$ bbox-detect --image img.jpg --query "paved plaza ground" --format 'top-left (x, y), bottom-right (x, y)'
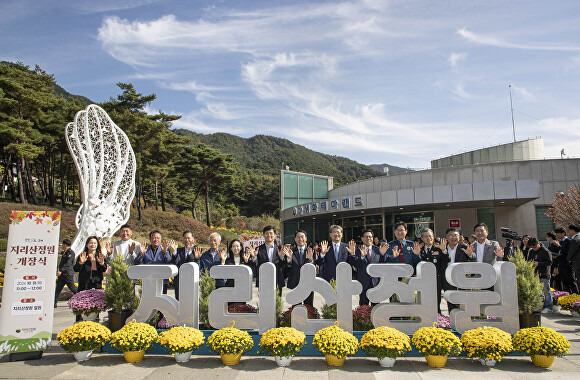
top-left (1, 287), bottom-right (579, 380)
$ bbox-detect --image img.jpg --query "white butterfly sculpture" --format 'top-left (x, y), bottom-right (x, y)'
top-left (65, 104), bottom-right (136, 256)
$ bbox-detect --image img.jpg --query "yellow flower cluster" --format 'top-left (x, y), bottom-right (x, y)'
top-left (412, 324), bottom-right (462, 357)
top-left (110, 320), bottom-right (158, 352)
top-left (207, 326), bottom-right (253, 355)
top-left (360, 326), bottom-right (411, 359)
top-left (460, 327), bottom-right (513, 361)
top-left (312, 323), bottom-right (359, 359)
top-left (259, 327), bottom-right (306, 357)
top-left (556, 294), bottom-right (580, 310)
top-left (56, 321), bottom-right (111, 353)
top-left (157, 326), bottom-right (205, 354)
top-left (513, 326), bottom-right (571, 357)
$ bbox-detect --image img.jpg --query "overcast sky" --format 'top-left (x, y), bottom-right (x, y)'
top-left (2, 0), bottom-right (580, 169)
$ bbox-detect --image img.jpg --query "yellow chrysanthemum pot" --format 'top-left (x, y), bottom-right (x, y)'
top-left (425, 355), bottom-right (448, 368)
top-left (221, 352), bottom-right (242, 365)
top-left (531, 354), bottom-right (555, 368)
top-left (123, 350), bottom-right (145, 363)
top-left (324, 354), bottom-right (345, 367)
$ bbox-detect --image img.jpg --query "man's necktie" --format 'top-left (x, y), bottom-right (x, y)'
top-left (334, 244), bottom-right (339, 262)
top-left (367, 247), bottom-right (372, 262)
top-left (399, 242), bottom-right (405, 263)
top-left (299, 248), bottom-right (303, 264)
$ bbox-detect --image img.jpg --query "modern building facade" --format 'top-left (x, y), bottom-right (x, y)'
top-left (280, 138), bottom-right (579, 246)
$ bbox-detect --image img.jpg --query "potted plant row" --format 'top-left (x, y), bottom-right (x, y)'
top-left (259, 327), bottom-right (306, 366)
top-left (56, 321), bottom-right (111, 362)
top-left (412, 323), bottom-right (462, 367)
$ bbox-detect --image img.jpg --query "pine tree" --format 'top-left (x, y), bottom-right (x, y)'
top-left (104, 255), bottom-right (135, 312)
top-left (198, 270), bottom-right (216, 326)
top-left (509, 249), bottom-right (543, 314)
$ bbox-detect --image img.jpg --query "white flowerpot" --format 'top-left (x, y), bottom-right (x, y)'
top-left (552, 305), bottom-right (561, 312)
top-left (571, 311), bottom-right (580, 317)
top-left (378, 357), bottom-right (396, 367)
top-left (479, 358), bottom-right (497, 366)
top-left (73, 350), bottom-right (93, 362)
top-left (174, 351), bottom-right (192, 363)
top-left (275, 356), bottom-right (293, 367)
top-left (83, 312), bottom-right (99, 321)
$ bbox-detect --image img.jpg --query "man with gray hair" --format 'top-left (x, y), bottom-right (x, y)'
top-left (415, 228), bottom-right (448, 313)
top-left (199, 232), bottom-right (227, 288)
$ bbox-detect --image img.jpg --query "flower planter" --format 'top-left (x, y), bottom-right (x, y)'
top-left (552, 305), bottom-right (561, 312)
top-left (324, 354), bottom-right (345, 366)
top-left (531, 354), bottom-right (555, 367)
top-left (123, 350), bottom-right (145, 363)
top-left (174, 351), bottom-right (192, 363)
top-left (479, 358), bottom-right (497, 366)
top-left (73, 350), bottom-right (93, 362)
top-left (519, 312), bottom-right (541, 328)
top-left (220, 352), bottom-right (242, 365)
top-left (83, 312), bottom-right (99, 321)
top-left (108, 310), bottom-right (134, 333)
top-left (275, 356), bottom-right (292, 367)
top-left (378, 356), bottom-right (396, 367)
top-left (571, 311), bottom-right (580, 317)
top-left (425, 355), bottom-right (447, 368)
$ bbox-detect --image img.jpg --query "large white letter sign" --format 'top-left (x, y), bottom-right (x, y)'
top-left (444, 262), bottom-right (519, 334)
top-left (208, 263), bottom-right (275, 333)
top-left (367, 262), bottom-right (437, 335)
top-left (287, 262), bottom-right (361, 334)
top-left (127, 263), bottom-right (199, 327)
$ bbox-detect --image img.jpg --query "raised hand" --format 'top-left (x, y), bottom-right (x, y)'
top-left (379, 244), bottom-right (389, 256)
top-left (391, 245), bottom-right (400, 258)
top-left (360, 245), bottom-right (368, 258)
top-left (218, 249), bottom-right (227, 264)
top-left (439, 238), bottom-right (447, 250)
top-left (96, 252), bottom-right (105, 265)
top-left (284, 245), bottom-right (293, 260)
top-left (306, 247), bottom-right (314, 261)
top-left (243, 250), bottom-right (250, 262)
top-left (105, 241), bottom-right (113, 256)
top-left (412, 242), bottom-right (421, 256)
top-left (320, 240), bottom-right (330, 256)
top-left (168, 240), bottom-right (178, 253)
top-left (461, 243), bottom-right (474, 258)
top-left (194, 246), bottom-right (203, 259)
top-left (139, 242), bottom-right (148, 256)
top-left (277, 245), bottom-right (286, 259)
top-left (161, 241), bottom-right (169, 253)
top-left (246, 244), bottom-right (257, 259)
top-left (79, 251), bottom-right (87, 264)
top-left (129, 242), bottom-right (136, 255)
top-left (347, 240), bottom-right (357, 256)
top-left (494, 246), bottom-right (504, 258)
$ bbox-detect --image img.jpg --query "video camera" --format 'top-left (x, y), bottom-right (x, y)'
top-left (500, 227), bottom-right (522, 242)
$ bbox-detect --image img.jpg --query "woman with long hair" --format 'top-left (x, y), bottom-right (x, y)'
top-left (223, 239), bottom-right (255, 287)
top-left (73, 235), bottom-right (108, 291)
top-left (519, 235), bottom-right (531, 260)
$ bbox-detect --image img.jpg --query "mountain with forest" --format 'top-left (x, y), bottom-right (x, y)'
top-left (174, 129), bottom-right (403, 186)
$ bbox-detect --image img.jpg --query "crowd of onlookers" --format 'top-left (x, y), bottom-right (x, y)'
top-left (54, 221), bottom-right (580, 318)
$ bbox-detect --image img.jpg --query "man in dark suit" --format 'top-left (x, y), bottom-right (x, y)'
top-left (417, 228), bottom-right (449, 314)
top-left (173, 230), bottom-right (203, 299)
top-left (54, 239), bottom-right (77, 307)
top-left (199, 232), bottom-right (227, 289)
top-left (317, 225), bottom-right (352, 283)
top-left (566, 224), bottom-right (580, 292)
top-left (287, 230), bottom-right (314, 306)
top-left (249, 226), bottom-right (289, 296)
top-left (385, 221), bottom-right (421, 271)
top-left (347, 229), bottom-right (386, 306)
top-left (440, 227), bottom-right (472, 312)
top-left (554, 227), bottom-right (578, 294)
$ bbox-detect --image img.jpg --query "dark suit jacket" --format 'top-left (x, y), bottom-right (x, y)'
top-left (173, 246), bottom-right (198, 268)
top-left (200, 249), bottom-right (226, 288)
top-left (287, 246), bottom-right (313, 289)
top-left (317, 241), bottom-right (349, 282)
top-left (73, 253), bottom-right (107, 291)
top-left (255, 243), bottom-right (288, 290)
top-left (58, 248), bottom-right (76, 277)
top-left (420, 245), bottom-right (448, 287)
top-left (346, 245), bottom-right (384, 290)
top-left (567, 234), bottom-right (580, 269)
top-left (446, 243), bottom-right (471, 263)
